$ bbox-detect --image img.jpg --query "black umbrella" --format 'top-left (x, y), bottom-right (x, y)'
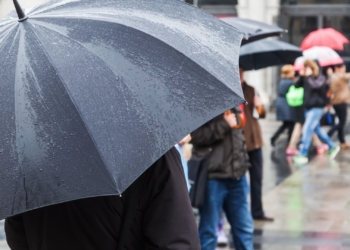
top-left (220, 17), bottom-right (286, 45)
top-left (239, 39), bottom-right (302, 71)
top-left (0, 0), bottom-right (244, 219)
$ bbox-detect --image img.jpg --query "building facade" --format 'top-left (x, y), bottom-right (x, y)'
top-left (188, 0), bottom-right (350, 105)
top-left (279, 0), bottom-right (350, 66)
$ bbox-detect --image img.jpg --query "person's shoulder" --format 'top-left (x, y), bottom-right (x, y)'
top-left (280, 78), bottom-right (293, 84)
top-left (330, 73), bottom-right (344, 83)
top-left (339, 73), bottom-right (350, 80)
top-left (156, 147), bottom-right (183, 174)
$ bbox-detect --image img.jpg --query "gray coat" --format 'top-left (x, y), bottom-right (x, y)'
top-left (276, 78), bottom-right (296, 122)
top-left (190, 108), bottom-right (250, 180)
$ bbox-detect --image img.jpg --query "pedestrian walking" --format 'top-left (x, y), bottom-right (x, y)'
top-left (292, 60), bottom-right (340, 164)
top-left (327, 64), bottom-right (350, 150)
top-left (270, 65), bottom-right (296, 146)
top-left (5, 147), bottom-right (200, 250)
top-left (191, 109), bottom-right (254, 250)
top-left (240, 68), bottom-right (274, 222)
top-left (286, 123), bottom-right (327, 156)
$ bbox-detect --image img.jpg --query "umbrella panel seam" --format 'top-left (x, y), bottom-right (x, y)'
top-left (23, 22), bottom-right (118, 192)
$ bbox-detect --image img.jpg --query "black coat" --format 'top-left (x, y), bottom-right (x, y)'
top-left (190, 108), bottom-right (250, 180)
top-left (295, 75), bottom-right (329, 110)
top-left (276, 78), bottom-right (296, 122)
top-left (5, 148), bottom-right (200, 250)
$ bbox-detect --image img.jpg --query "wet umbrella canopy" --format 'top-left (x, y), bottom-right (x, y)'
top-left (0, 0), bottom-right (244, 219)
top-left (239, 39), bottom-right (302, 71)
top-left (220, 17), bottom-right (285, 45)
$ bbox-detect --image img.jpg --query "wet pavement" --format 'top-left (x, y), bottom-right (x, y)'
top-left (218, 112), bottom-right (350, 250)
top-left (0, 112), bottom-right (349, 250)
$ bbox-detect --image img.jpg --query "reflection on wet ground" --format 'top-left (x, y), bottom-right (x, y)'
top-left (219, 112), bottom-right (350, 250)
top-left (253, 150), bottom-right (350, 249)
top-left (253, 229), bottom-right (350, 250)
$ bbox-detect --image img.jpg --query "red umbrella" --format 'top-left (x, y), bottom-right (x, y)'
top-left (300, 28), bottom-right (349, 51)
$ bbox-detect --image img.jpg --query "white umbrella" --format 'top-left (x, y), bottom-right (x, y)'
top-left (294, 46), bottom-right (344, 71)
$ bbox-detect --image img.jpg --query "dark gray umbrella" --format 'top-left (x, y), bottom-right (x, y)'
top-left (239, 39), bottom-right (302, 71)
top-left (0, 0), bottom-right (244, 219)
top-left (220, 17), bottom-right (286, 45)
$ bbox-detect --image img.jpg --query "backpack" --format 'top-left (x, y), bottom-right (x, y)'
top-left (286, 85), bottom-right (304, 107)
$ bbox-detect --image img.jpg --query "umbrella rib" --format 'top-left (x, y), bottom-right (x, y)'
top-left (29, 18), bottom-right (244, 99)
top-left (2, 27), bottom-right (24, 215)
top-left (24, 23), bottom-right (119, 192)
top-left (0, 23), bottom-right (18, 48)
top-left (26, 20), bottom-right (167, 176)
top-left (28, 18), bottom-right (246, 162)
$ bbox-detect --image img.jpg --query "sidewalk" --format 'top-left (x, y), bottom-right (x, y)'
top-left (217, 112), bottom-right (350, 250)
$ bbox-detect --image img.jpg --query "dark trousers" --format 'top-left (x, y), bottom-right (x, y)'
top-left (328, 104), bottom-right (348, 143)
top-left (271, 121), bottom-right (295, 143)
top-left (248, 148), bottom-right (264, 218)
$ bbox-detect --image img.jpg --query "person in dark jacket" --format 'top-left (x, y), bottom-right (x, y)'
top-left (191, 108), bottom-right (253, 250)
top-left (270, 65), bottom-right (296, 146)
top-left (240, 68), bottom-right (274, 222)
top-left (292, 60), bottom-right (340, 164)
top-left (5, 147), bottom-right (200, 250)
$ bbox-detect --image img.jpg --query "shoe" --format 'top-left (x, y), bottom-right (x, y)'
top-left (316, 143), bottom-right (329, 155)
top-left (253, 215), bottom-right (274, 222)
top-left (286, 146), bottom-right (299, 156)
top-left (292, 155), bottom-right (309, 164)
top-left (329, 145), bottom-right (340, 159)
top-left (340, 143), bottom-right (350, 150)
top-left (216, 227), bottom-right (228, 247)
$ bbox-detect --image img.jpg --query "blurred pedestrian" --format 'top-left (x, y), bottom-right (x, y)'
top-left (5, 147), bottom-right (200, 250)
top-left (285, 70), bottom-right (328, 156)
top-left (240, 68), bottom-right (274, 222)
top-left (176, 134), bottom-right (192, 191)
top-left (191, 108), bottom-right (253, 250)
top-left (292, 60), bottom-right (340, 164)
top-left (270, 65), bottom-right (296, 147)
top-left (327, 64), bottom-right (350, 150)
top-left (287, 124), bottom-right (326, 156)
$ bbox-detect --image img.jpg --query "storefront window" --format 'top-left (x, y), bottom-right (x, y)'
top-left (287, 16), bottom-right (318, 45)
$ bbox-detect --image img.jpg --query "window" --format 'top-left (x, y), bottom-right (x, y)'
top-left (287, 16), bottom-right (318, 45)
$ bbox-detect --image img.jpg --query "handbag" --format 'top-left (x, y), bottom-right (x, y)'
top-left (188, 154), bottom-right (210, 209)
top-left (320, 111), bottom-right (336, 126)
